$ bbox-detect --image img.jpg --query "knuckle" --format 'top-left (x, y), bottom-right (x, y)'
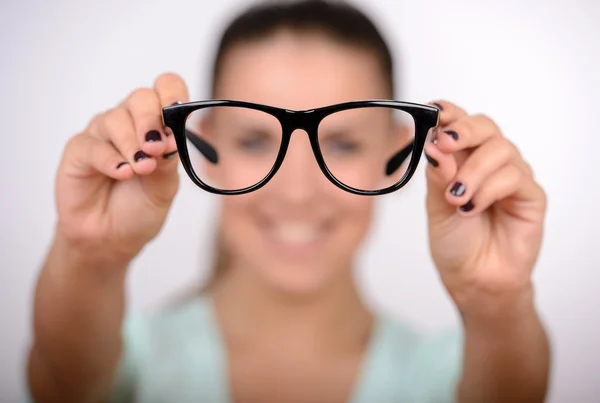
top-left (476, 113), bottom-right (501, 133)
top-left (522, 161), bottom-right (534, 178)
top-left (458, 118), bottom-right (475, 137)
top-left (506, 139), bottom-right (519, 154)
top-left (86, 112), bottom-right (105, 133)
top-left (508, 163), bottom-right (523, 182)
top-left (496, 137), bottom-right (518, 159)
top-left (128, 87), bottom-right (158, 105)
top-left (103, 108), bottom-right (130, 132)
top-left (64, 133), bottom-right (85, 153)
top-left (474, 113), bottom-right (492, 123)
top-left (475, 113), bottom-right (496, 128)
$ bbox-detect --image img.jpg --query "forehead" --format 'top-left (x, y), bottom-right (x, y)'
top-left (214, 30), bottom-right (389, 110)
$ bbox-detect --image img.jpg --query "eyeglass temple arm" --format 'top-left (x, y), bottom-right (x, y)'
top-left (185, 129), bottom-right (219, 164)
top-left (385, 141), bottom-right (415, 176)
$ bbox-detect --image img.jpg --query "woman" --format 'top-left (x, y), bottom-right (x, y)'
top-left (27, 1), bottom-right (550, 402)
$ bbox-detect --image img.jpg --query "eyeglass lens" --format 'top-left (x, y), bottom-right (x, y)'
top-left (184, 106), bottom-right (415, 192)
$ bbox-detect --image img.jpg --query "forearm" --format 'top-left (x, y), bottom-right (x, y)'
top-left (28, 230), bottom-right (129, 403)
top-left (457, 286), bottom-right (550, 403)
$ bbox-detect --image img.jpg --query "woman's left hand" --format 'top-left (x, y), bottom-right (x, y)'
top-left (423, 100), bottom-right (547, 317)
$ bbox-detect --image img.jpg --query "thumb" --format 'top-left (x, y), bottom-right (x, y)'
top-left (140, 151), bottom-right (180, 209)
top-left (423, 141), bottom-right (458, 220)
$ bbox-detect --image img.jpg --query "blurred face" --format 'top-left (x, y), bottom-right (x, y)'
top-left (199, 30), bottom-right (405, 294)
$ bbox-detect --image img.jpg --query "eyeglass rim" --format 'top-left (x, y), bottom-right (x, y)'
top-left (162, 99), bottom-right (439, 196)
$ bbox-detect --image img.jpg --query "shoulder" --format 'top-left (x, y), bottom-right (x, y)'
top-left (123, 296), bottom-right (218, 362)
top-left (374, 314), bottom-right (463, 364)
top-left (110, 296), bottom-right (223, 402)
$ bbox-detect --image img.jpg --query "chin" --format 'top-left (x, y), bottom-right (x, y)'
top-left (259, 260), bottom-right (338, 297)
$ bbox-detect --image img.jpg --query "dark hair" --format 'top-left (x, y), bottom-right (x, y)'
top-left (211, 0), bottom-right (396, 98)
top-left (203, 0), bottom-right (397, 292)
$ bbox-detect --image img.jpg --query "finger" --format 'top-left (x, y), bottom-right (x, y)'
top-left (63, 133), bottom-right (134, 181)
top-left (161, 133), bottom-right (179, 162)
top-left (85, 111), bottom-right (106, 135)
top-left (154, 72), bottom-right (190, 108)
top-left (125, 88), bottom-right (167, 157)
top-left (429, 99), bottom-right (467, 127)
top-left (436, 114), bottom-right (501, 154)
top-left (455, 163), bottom-right (545, 221)
top-left (154, 73), bottom-right (189, 161)
top-left (423, 141), bottom-right (459, 218)
top-left (444, 136), bottom-right (520, 207)
top-left (95, 108), bottom-right (157, 176)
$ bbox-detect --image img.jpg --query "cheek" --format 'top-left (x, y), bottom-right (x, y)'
top-left (219, 195), bottom-right (257, 249)
top-left (205, 148), bottom-right (276, 191)
top-left (329, 190), bottom-right (376, 250)
top-left (324, 139), bottom-right (409, 192)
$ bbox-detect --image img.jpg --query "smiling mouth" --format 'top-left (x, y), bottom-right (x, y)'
top-left (258, 218), bottom-right (333, 258)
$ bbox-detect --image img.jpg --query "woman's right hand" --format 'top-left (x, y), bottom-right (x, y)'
top-left (54, 73), bottom-right (190, 267)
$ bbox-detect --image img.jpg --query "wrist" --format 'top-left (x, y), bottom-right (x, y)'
top-left (449, 277), bottom-right (537, 326)
top-left (458, 285), bottom-right (543, 336)
top-left (50, 228), bottom-right (133, 279)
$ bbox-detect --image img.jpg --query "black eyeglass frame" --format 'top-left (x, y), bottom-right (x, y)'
top-left (162, 100), bottom-right (439, 196)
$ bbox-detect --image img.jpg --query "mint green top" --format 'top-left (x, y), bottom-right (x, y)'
top-left (105, 297), bottom-right (462, 403)
top-left (24, 296), bottom-right (462, 402)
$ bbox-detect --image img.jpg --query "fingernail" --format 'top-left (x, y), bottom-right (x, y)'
top-left (425, 153), bottom-right (438, 167)
top-left (432, 102), bottom-right (444, 111)
top-left (445, 130), bottom-right (459, 141)
top-left (460, 200), bottom-right (475, 212)
top-left (163, 151), bottom-right (178, 160)
top-left (450, 182), bottom-right (466, 197)
top-left (171, 101), bottom-right (182, 106)
top-left (116, 161), bottom-right (128, 169)
top-left (134, 150), bottom-right (149, 163)
top-left (145, 130), bottom-right (161, 143)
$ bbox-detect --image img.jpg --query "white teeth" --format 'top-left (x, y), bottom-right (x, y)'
top-left (273, 224), bottom-right (319, 244)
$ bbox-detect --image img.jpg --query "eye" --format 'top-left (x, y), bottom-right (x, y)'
top-left (322, 136), bottom-right (361, 155)
top-left (234, 129), bottom-right (278, 154)
top-left (239, 137), bottom-right (268, 150)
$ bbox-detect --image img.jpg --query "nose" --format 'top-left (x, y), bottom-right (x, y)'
top-left (268, 129), bottom-right (322, 203)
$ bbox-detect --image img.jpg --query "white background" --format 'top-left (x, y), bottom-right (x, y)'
top-left (1, 0), bottom-right (599, 401)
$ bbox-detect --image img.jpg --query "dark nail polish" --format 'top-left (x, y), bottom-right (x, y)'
top-left (116, 161), bottom-right (128, 169)
top-left (450, 182), bottom-right (466, 197)
top-left (425, 153), bottom-right (438, 167)
top-left (163, 151), bottom-right (178, 160)
top-left (460, 200), bottom-right (475, 212)
top-left (134, 150), bottom-right (149, 163)
top-left (432, 102), bottom-right (444, 111)
top-left (145, 130), bottom-right (161, 143)
top-left (445, 130), bottom-right (459, 141)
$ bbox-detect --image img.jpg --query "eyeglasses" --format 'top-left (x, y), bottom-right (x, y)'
top-left (162, 100), bottom-right (439, 196)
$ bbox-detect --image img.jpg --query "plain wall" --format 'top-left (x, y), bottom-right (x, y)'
top-left (1, 0), bottom-right (599, 401)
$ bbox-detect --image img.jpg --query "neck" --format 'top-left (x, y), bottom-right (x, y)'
top-left (210, 259), bottom-right (373, 353)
